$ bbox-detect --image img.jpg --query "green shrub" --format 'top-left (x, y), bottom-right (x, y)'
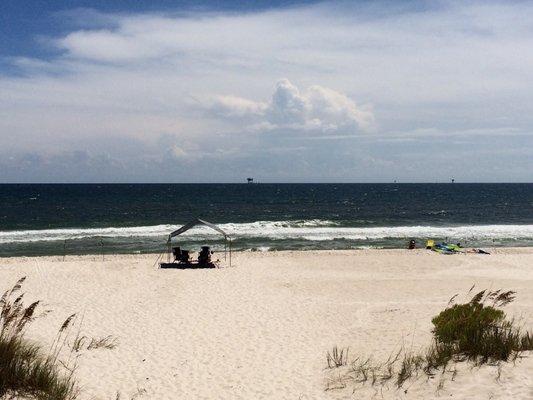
top-left (430, 289), bottom-right (532, 363)
top-left (328, 288), bottom-right (533, 393)
top-left (432, 303), bottom-right (504, 345)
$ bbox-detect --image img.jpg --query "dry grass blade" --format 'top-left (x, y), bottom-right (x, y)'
top-left (71, 334), bottom-right (118, 352)
top-left (324, 374), bottom-right (348, 391)
top-left (396, 353), bottom-right (424, 387)
top-left (50, 313), bottom-right (79, 364)
top-left (72, 335), bottom-right (87, 353)
top-left (447, 294), bottom-right (459, 306)
top-left (86, 335), bottom-right (119, 350)
top-left (467, 284), bottom-right (476, 294)
top-left (326, 346), bottom-right (349, 368)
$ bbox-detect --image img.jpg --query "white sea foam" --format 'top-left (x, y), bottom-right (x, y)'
top-left (1, 221), bottom-right (533, 244)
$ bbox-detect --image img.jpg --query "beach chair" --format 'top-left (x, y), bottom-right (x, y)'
top-left (172, 246), bottom-right (181, 261)
top-left (180, 250), bottom-right (190, 263)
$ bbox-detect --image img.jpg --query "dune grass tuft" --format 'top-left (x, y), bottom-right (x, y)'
top-left (0, 277), bottom-right (79, 400)
top-left (326, 346), bottom-right (349, 368)
top-left (430, 289), bottom-right (532, 365)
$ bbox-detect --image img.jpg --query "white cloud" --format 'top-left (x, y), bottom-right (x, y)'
top-left (269, 79), bottom-right (307, 126)
top-left (201, 78), bottom-right (374, 133)
top-left (58, 30), bottom-right (161, 62)
top-left (203, 95), bottom-right (268, 119)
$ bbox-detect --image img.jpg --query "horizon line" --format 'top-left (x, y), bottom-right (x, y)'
top-left (1, 182), bottom-right (532, 185)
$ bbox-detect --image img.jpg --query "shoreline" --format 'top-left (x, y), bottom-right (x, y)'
top-left (1, 245), bottom-right (533, 260)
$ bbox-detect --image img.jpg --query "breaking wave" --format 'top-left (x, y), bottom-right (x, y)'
top-left (1, 220), bottom-right (533, 244)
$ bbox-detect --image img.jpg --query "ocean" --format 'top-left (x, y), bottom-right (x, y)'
top-left (0, 183), bottom-right (532, 256)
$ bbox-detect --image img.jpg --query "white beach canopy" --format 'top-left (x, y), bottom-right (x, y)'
top-left (165, 218), bottom-right (232, 266)
top-left (168, 218), bottom-right (229, 240)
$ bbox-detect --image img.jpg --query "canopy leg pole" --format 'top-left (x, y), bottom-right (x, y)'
top-left (229, 238), bottom-right (232, 267)
top-left (225, 240), bottom-right (227, 262)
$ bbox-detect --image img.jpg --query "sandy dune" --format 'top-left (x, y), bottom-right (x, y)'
top-left (0, 248), bottom-right (532, 399)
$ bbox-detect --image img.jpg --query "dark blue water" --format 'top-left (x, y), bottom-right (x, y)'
top-left (1, 183), bottom-right (532, 256)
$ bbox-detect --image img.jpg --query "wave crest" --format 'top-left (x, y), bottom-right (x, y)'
top-left (1, 220), bottom-right (533, 244)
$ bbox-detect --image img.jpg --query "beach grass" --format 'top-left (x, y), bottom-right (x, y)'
top-left (0, 277), bottom-right (79, 400)
top-left (326, 288), bottom-right (533, 392)
top-left (326, 346), bottom-right (349, 368)
top-left (429, 289), bottom-right (533, 366)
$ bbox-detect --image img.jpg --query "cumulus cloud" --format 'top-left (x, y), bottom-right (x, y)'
top-left (202, 79), bottom-right (374, 133)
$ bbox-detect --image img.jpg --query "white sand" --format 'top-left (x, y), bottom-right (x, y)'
top-left (0, 248), bottom-right (532, 399)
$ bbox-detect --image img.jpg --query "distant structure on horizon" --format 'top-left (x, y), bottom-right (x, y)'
top-left (247, 177), bottom-right (254, 184)
top-left (451, 178), bottom-right (455, 183)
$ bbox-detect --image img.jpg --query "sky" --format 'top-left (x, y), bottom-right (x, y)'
top-left (0, 0), bottom-right (532, 183)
